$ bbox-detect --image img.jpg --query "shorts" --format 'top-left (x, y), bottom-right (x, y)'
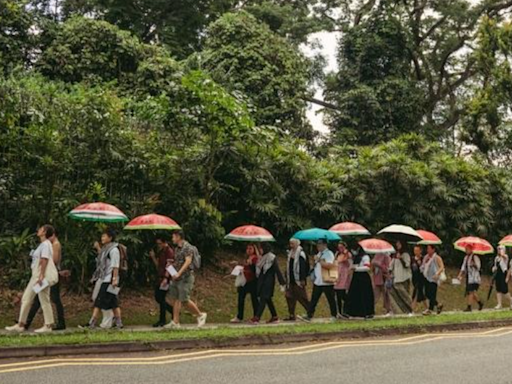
top-left (169, 274), bottom-right (195, 303)
top-left (465, 283), bottom-right (480, 295)
top-left (94, 282), bottom-right (119, 310)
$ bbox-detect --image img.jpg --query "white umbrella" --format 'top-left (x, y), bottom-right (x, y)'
top-left (377, 224), bottom-right (422, 242)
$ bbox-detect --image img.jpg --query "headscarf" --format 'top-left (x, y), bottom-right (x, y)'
top-left (256, 252), bottom-right (276, 277)
top-left (287, 240), bottom-right (306, 283)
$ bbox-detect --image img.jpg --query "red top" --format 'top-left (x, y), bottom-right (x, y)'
top-left (243, 255), bottom-right (259, 282)
top-left (157, 246), bottom-right (175, 278)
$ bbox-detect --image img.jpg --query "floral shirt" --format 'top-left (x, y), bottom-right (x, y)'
top-left (174, 241), bottom-right (194, 280)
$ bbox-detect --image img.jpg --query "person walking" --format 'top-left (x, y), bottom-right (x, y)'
top-left (389, 240), bottom-right (413, 315)
top-left (495, 245), bottom-right (512, 309)
top-left (81, 228), bottom-right (124, 329)
top-left (165, 230), bottom-right (207, 328)
top-left (411, 245), bottom-right (427, 312)
top-left (334, 242), bottom-right (352, 318)
top-left (149, 237), bottom-right (174, 327)
top-left (25, 230), bottom-right (66, 330)
top-left (251, 243), bottom-right (285, 324)
top-left (371, 252), bottom-right (392, 316)
top-left (6, 225), bottom-right (58, 333)
top-left (457, 244), bottom-right (484, 312)
top-left (422, 245), bottom-right (445, 315)
top-left (284, 238), bottom-right (310, 321)
top-left (231, 243), bottom-right (260, 323)
top-left (344, 246), bottom-right (374, 319)
top-left (300, 239), bottom-right (337, 322)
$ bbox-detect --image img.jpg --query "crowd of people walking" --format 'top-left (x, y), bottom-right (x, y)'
top-left (3, 224), bottom-right (509, 333)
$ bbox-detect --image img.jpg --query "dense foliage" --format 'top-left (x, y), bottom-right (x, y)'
top-left (1, 0), bottom-right (512, 289)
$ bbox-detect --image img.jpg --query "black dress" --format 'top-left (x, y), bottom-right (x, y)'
top-left (345, 256), bottom-right (375, 318)
top-left (495, 257), bottom-right (509, 294)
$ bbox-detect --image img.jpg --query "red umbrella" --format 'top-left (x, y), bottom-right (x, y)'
top-left (359, 238), bottom-right (395, 254)
top-left (225, 225), bottom-right (275, 242)
top-left (416, 229), bottom-right (442, 245)
top-left (329, 222), bottom-right (371, 236)
top-left (124, 214), bottom-right (181, 231)
top-left (454, 236), bottom-right (494, 255)
top-left (68, 202), bottom-right (128, 223)
top-left (499, 235), bottom-right (512, 247)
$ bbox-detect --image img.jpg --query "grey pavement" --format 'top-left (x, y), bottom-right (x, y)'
top-left (2, 327), bottom-right (512, 384)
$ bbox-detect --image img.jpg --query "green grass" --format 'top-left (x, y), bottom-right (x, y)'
top-left (1, 310), bottom-right (512, 349)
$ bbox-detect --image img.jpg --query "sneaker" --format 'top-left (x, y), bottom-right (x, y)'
top-left (230, 317), bottom-right (242, 324)
top-left (5, 324), bottom-right (25, 333)
top-left (152, 321), bottom-right (165, 328)
top-left (422, 309), bottom-right (432, 316)
top-left (115, 319), bottom-right (124, 329)
top-left (407, 313), bottom-right (414, 317)
top-left (384, 312), bottom-right (393, 317)
top-left (266, 316), bottom-right (279, 324)
top-left (34, 325), bottom-right (53, 334)
top-left (197, 313), bottom-right (207, 328)
top-left (283, 316), bottom-right (296, 322)
top-left (249, 317), bottom-right (260, 324)
top-left (495, 304), bottom-right (503, 310)
top-left (164, 321), bottom-right (181, 329)
top-left (297, 314), bottom-right (312, 322)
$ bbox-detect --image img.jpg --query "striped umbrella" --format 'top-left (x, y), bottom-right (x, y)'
top-left (454, 236), bottom-right (494, 255)
top-left (359, 238), bottom-right (395, 254)
top-left (329, 222), bottom-right (371, 236)
top-left (124, 214), bottom-right (181, 231)
top-left (225, 225), bottom-right (275, 242)
top-left (499, 235), bottom-right (512, 247)
top-left (68, 202), bottom-right (128, 223)
top-left (416, 229), bottom-right (443, 245)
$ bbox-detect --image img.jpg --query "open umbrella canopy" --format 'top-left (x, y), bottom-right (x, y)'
top-left (292, 228), bottom-right (341, 242)
top-left (359, 238), bottom-right (395, 254)
top-left (454, 236), bottom-right (494, 255)
top-left (377, 224), bottom-right (422, 242)
top-left (499, 235), bottom-right (512, 247)
top-left (329, 222), bottom-right (371, 236)
top-left (124, 214), bottom-right (180, 231)
top-left (225, 225), bottom-right (275, 242)
top-left (416, 229), bottom-right (443, 245)
top-left (68, 202), bottom-right (128, 223)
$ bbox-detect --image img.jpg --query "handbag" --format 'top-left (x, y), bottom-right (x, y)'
top-left (45, 257), bottom-right (59, 287)
top-left (235, 273), bottom-right (247, 288)
top-left (321, 262), bottom-right (339, 284)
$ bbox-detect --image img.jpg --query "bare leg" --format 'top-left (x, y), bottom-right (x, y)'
top-left (173, 301), bottom-right (182, 324)
top-left (186, 300), bottom-right (202, 317)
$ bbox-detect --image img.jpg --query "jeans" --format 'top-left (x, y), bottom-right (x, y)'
top-left (154, 286), bottom-right (173, 323)
top-left (308, 285), bottom-right (337, 318)
top-left (237, 281), bottom-right (259, 320)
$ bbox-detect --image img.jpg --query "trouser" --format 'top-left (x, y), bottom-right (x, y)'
top-left (154, 286), bottom-right (173, 323)
top-left (373, 285), bottom-right (391, 313)
top-left (256, 297), bottom-right (277, 319)
top-left (19, 275), bottom-right (54, 325)
top-left (389, 281), bottom-right (413, 314)
top-left (308, 285), bottom-right (337, 318)
top-left (425, 281), bottom-right (438, 311)
top-left (237, 281), bottom-right (259, 320)
top-left (335, 289), bottom-right (346, 315)
top-left (26, 282), bottom-right (65, 328)
top-left (285, 283), bottom-right (310, 316)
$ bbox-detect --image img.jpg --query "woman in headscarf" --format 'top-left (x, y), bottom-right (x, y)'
top-left (251, 243), bottom-right (285, 324)
top-left (284, 238), bottom-right (310, 321)
top-left (344, 245), bottom-right (374, 319)
top-left (231, 243), bottom-right (260, 323)
top-left (495, 245), bottom-right (512, 309)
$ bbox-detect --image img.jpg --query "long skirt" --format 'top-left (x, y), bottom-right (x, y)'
top-left (345, 272), bottom-right (375, 317)
top-left (389, 280), bottom-right (413, 314)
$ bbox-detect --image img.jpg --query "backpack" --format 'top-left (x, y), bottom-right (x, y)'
top-left (118, 243), bottom-right (128, 272)
top-left (191, 244), bottom-right (201, 270)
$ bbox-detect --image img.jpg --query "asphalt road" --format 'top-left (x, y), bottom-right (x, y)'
top-left (2, 327), bottom-right (512, 384)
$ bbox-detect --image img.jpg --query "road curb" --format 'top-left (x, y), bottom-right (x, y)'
top-left (2, 319), bottom-right (512, 359)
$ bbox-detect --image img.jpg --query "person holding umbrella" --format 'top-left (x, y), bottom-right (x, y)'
top-left (422, 245), bottom-right (445, 315)
top-left (149, 237), bottom-right (174, 327)
top-left (457, 244), bottom-right (484, 312)
top-left (251, 242), bottom-right (285, 324)
top-left (231, 243), bottom-right (261, 323)
top-left (494, 245), bottom-right (512, 309)
top-left (284, 238), bottom-right (310, 321)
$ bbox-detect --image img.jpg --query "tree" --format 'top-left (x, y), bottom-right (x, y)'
top-left (196, 11), bottom-right (315, 140)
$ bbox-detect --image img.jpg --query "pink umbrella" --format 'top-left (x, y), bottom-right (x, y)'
top-left (225, 225), bottom-right (275, 242)
top-left (329, 222), bottom-right (371, 236)
top-left (416, 229), bottom-right (443, 245)
top-left (454, 236), bottom-right (494, 255)
top-left (124, 214), bottom-right (181, 231)
top-left (499, 235), bottom-right (512, 247)
top-left (68, 202), bottom-right (128, 223)
top-left (359, 238), bottom-right (395, 254)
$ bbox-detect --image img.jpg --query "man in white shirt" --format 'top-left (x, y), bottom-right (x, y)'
top-left (300, 239), bottom-right (337, 321)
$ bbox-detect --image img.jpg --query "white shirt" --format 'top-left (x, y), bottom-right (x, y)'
top-left (103, 247), bottom-right (120, 283)
top-left (30, 240), bottom-right (53, 270)
top-left (355, 255), bottom-right (371, 272)
top-left (314, 249), bottom-right (335, 286)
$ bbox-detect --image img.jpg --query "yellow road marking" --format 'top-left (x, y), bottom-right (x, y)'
top-left (1, 327), bottom-right (512, 375)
